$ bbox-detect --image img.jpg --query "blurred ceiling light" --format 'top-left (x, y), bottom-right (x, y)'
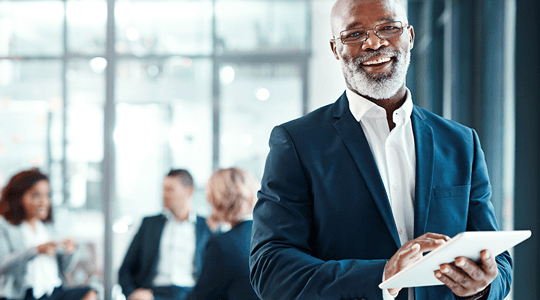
top-left (220, 66), bottom-right (235, 84)
top-left (0, 97), bottom-right (12, 110)
top-left (126, 27), bottom-right (140, 41)
top-left (30, 155), bottom-right (45, 167)
top-left (33, 115), bottom-right (48, 126)
top-left (220, 134), bottom-right (233, 146)
top-left (113, 222), bottom-right (129, 234)
top-left (181, 57), bottom-right (192, 68)
top-left (143, 36), bottom-right (155, 47)
top-left (256, 88), bottom-right (270, 101)
top-left (0, 143), bottom-right (6, 155)
top-left (117, 215), bottom-right (133, 226)
top-left (90, 57), bottom-right (107, 74)
top-left (147, 65), bottom-right (160, 77)
top-left (169, 126), bottom-right (185, 150)
top-left (11, 134), bottom-right (23, 144)
top-left (48, 97), bottom-right (63, 112)
top-left (240, 134), bottom-right (253, 147)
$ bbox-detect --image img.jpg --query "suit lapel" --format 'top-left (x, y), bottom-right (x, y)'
top-left (333, 94), bottom-right (401, 248)
top-left (411, 107), bottom-right (434, 238)
top-left (149, 215), bottom-right (167, 273)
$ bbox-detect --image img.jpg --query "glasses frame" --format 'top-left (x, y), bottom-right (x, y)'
top-left (333, 21), bottom-right (411, 45)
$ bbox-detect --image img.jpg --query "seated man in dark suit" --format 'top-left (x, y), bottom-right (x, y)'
top-left (118, 169), bottom-right (215, 300)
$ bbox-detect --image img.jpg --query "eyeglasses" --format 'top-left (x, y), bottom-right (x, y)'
top-left (333, 21), bottom-right (410, 45)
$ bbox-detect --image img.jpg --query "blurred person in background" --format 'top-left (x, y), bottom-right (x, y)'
top-left (186, 167), bottom-right (259, 300)
top-left (118, 169), bottom-right (216, 300)
top-left (0, 168), bottom-right (97, 300)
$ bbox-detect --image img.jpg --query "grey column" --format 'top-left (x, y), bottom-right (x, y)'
top-left (104, 0), bottom-right (116, 299)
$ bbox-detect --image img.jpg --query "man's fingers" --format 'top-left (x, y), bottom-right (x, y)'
top-left (412, 237), bottom-right (447, 253)
top-left (396, 243), bottom-right (420, 267)
top-left (409, 233), bottom-right (450, 252)
top-left (422, 232), bottom-right (451, 241)
top-left (434, 270), bottom-right (467, 296)
top-left (455, 257), bottom-right (485, 281)
top-left (440, 263), bottom-right (474, 287)
top-left (387, 287), bottom-right (401, 297)
top-left (479, 250), bottom-right (498, 276)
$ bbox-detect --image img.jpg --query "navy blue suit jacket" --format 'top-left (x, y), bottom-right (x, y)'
top-left (249, 92), bottom-right (512, 300)
top-left (118, 214), bottom-right (212, 297)
top-left (187, 220), bottom-right (259, 300)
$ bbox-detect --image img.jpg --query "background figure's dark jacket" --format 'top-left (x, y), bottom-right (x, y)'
top-left (187, 220), bottom-right (259, 300)
top-left (118, 214), bottom-right (212, 297)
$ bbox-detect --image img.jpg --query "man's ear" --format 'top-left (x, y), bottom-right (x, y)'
top-left (330, 39), bottom-right (340, 60)
top-left (408, 25), bottom-right (415, 50)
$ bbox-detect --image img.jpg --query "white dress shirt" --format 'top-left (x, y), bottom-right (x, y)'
top-left (347, 88), bottom-right (416, 300)
top-left (21, 221), bottom-right (62, 299)
top-left (152, 209), bottom-right (197, 288)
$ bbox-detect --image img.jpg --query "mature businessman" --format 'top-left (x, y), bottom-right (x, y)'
top-left (249, 0), bottom-right (512, 299)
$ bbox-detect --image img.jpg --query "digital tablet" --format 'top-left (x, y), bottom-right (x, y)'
top-left (379, 230), bottom-right (532, 289)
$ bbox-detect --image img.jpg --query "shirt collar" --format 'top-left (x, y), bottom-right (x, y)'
top-left (163, 208), bottom-right (196, 224)
top-left (346, 88), bottom-right (413, 124)
top-left (241, 214), bottom-right (253, 221)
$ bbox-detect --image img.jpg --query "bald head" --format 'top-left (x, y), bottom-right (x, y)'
top-left (331, 0), bottom-right (408, 36)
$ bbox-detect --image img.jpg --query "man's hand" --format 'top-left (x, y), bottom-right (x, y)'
top-left (384, 233), bottom-right (450, 297)
top-left (128, 288), bottom-right (154, 300)
top-left (434, 249), bottom-right (497, 297)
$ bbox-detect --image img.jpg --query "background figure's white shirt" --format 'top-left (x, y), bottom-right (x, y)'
top-left (21, 221), bottom-right (62, 299)
top-left (347, 89), bottom-right (416, 300)
top-left (153, 209), bottom-right (196, 288)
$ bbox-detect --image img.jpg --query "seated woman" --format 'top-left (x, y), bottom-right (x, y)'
top-left (186, 167), bottom-right (260, 300)
top-left (0, 168), bottom-right (97, 300)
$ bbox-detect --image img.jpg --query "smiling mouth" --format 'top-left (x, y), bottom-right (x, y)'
top-left (361, 56), bottom-right (394, 67)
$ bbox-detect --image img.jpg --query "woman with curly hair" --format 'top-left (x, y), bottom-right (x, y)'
top-left (186, 167), bottom-right (260, 300)
top-left (0, 168), bottom-right (97, 300)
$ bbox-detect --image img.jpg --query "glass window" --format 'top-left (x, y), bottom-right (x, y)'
top-left (67, 1), bottom-right (107, 55)
top-left (115, 1), bottom-right (213, 56)
top-left (0, 2), bottom-right (64, 57)
top-left (0, 59), bottom-right (62, 190)
top-left (215, 0), bottom-right (309, 53)
top-left (116, 58), bottom-right (213, 214)
top-left (0, 59), bottom-right (62, 100)
top-left (66, 59), bottom-right (106, 209)
top-left (0, 99), bottom-right (50, 180)
top-left (219, 63), bottom-right (303, 179)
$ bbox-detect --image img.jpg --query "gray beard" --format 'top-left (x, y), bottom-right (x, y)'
top-left (340, 48), bottom-right (410, 100)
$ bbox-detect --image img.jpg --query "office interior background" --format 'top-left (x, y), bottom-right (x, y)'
top-left (0, 0), bottom-right (538, 299)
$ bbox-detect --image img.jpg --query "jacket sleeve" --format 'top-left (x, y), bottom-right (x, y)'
top-left (0, 223), bottom-right (38, 274)
top-left (250, 126), bottom-right (388, 300)
top-left (462, 129), bottom-right (512, 300)
top-left (187, 237), bottom-right (229, 300)
top-left (118, 219), bottom-right (145, 298)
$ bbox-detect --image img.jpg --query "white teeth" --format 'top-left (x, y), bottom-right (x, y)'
top-left (363, 57), bottom-right (391, 65)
